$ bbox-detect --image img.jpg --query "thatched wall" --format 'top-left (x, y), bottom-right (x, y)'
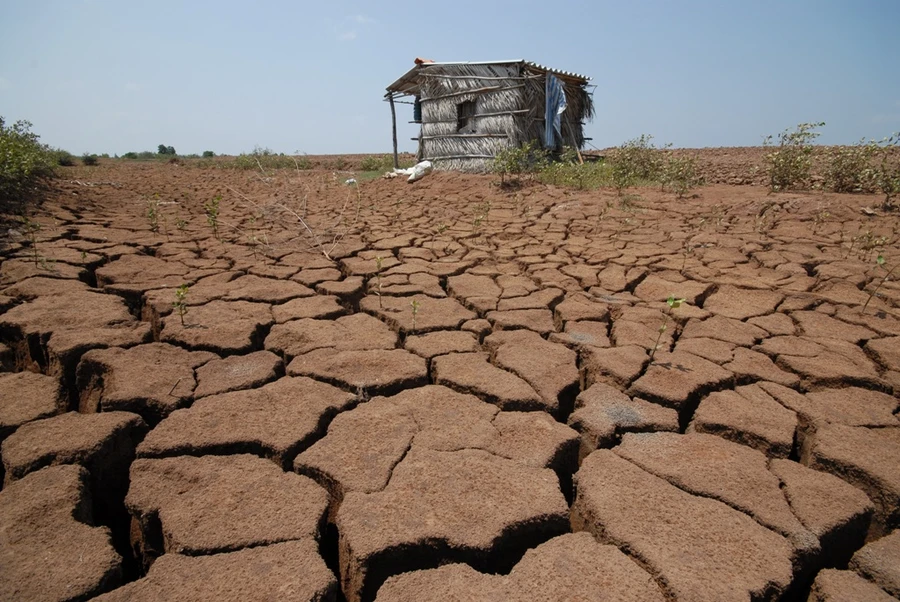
top-left (388, 61), bottom-right (593, 173)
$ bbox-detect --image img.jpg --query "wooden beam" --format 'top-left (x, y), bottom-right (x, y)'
top-left (389, 94), bottom-right (399, 170)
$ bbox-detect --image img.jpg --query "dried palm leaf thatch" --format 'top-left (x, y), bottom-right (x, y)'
top-left (386, 60), bottom-right (593, 172)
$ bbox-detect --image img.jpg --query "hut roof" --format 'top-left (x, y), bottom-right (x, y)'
top-left (385, 60), bottom-right (591, 96)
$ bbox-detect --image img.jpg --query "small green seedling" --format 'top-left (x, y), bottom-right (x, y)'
top-left (147, 196), bottom-right (160, 233)
top-left (681, 244), bottom-right (694, 273)
top-left (432, 222), bottom-right (447, 248)
top-left (18, 215), bottom-right (41, 266)
top-left (80, 250), bottom-right (87, 263)
top-left (176, 218), bottom-right (188, 232)
top-left (374, 256), bottom-right (385, 308)
top-left (650, 295), bottom-right (686, 360)
top-left (812, 210), bottom-right (830, 234)
top-left (862, 255), bottom-right (897, 313)
top-left (205, 195), bottom-right (221, 240)
top-left (410, 299), bottom-right (421, 331)
top-left (173, 284), bottom-right (190, 326)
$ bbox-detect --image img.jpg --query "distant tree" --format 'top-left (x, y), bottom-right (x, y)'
top-left (157, 144), bottom-right (176, 156)
top-left (166, 145), bottom-right (176, 155)
top-left (202, 150), bottom-right (215, 158)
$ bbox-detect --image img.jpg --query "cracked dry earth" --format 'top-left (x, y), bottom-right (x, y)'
top-left (1, 160), bottom-right (899, 602)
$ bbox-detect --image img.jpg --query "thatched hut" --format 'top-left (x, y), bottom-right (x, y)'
top-left (384, 59), bottom-right (594, 173)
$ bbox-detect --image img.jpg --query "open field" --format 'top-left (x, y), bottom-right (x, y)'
top-left (1, 151), bottom-right (899, 602)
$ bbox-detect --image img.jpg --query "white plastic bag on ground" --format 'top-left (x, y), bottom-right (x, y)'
top-left (407, 161), bottom-right (433, 183)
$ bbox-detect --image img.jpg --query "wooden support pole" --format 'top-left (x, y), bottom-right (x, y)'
top-left (389, 94), bottom-right (399, 170)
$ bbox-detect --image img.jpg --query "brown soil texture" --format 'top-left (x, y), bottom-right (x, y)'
top-left (1, 156), bottom-right (899, 601)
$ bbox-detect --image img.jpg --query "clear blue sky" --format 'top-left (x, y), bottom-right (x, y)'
top-left (1, 0), bottom-right (898, 155)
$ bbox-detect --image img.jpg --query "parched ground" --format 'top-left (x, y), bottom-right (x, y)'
top-left (1, 152), bottom-right (899, 602)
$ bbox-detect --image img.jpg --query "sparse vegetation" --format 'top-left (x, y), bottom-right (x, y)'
top-left (825, 139), bottom-right (878, 193)
top-left (538, 157), bottom-right (612, 189)
top-left (874, 134), bottom-right (900, 210)
top-left (231, 147), bottom-right (311, 171)
top-left (0, 117), bottom-right (57, 203)
top-left (650, 295), bottom-right (685, 360)
top-left (147, 195), bottom-right (160, 233)
top-left (81, 153), bottom-right (99, 166)
top-left (763, 121), bottom-right (824, 191)
top-left (360, 155), bottom-right (394, 173)
top-left (205, 195), bottom-right (221, 239)
top-left (610, 135), bottom-right (666, 194)
top-left (862, 254), bottom-right (897, 313)
top-left (173, 284), bottom-right (190, 326)
top-left (661, 154), bottom-right (700, 198)
top-left (54, 150), bottom-right (76, 166)
top-left (410, 299), bottom-right (421, 331)
top-left (18, 215), bottom-right (42, 265)
top-left (492, 141), bottom-right (548, 187)
top-left (374, 255), bottom-right (385, 308)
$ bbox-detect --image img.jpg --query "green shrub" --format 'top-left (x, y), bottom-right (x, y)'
top-left (0, 117), bottom-right (57, 203)
top-left (231, 147), bottom-right (310, 170)
top-left (661, 154), bottom-right (700, 198)
top-left (55, 149), bottom-right (76, 166)
top-left (360, 155), bottom-right (394, 173)
top-left (492, 141), bottom-right (549, 187)
top-left (157, 144), bottom-right (176, 156)
top-left (825, 140), bottom-right (878, 193)
top-left (202, 150), bottom-right (215, 158)
top-left (609, 135), bottom-right (666, 194)
top-left (81, 153), bottom-right (99, 166)
top-left (538, 159), bottom-right (612, 189)
top-left (763, 122), bottom-right (824, 191)
top-left (874, 134), bottom-right (900, 210)
top-left (122, 151), bottom-right (139, 160)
